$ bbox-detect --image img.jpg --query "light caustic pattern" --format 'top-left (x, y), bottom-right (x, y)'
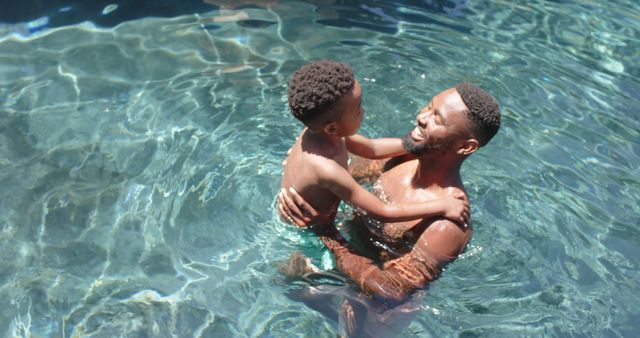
top-left (0, 1), bottom-right (639, 337)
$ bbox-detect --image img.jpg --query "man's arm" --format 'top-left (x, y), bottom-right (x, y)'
top-left (313, 225), bottom-right (413, 302)
top-left (277, 187), bottom-right (335, 227)
top-left (345, 134), bottom-right (407, 159)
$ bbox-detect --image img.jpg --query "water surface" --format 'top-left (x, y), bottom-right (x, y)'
top-left (0, 1), bottom-right (639, 337)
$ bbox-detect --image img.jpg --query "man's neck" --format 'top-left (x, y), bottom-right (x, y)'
top-left (412, 156), bottom-right (463, 189)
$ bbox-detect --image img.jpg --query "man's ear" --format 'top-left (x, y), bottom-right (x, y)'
top-left (458, 138), bottom-right (479, 155)
top-left (323, 122), bottom-right (338, 136)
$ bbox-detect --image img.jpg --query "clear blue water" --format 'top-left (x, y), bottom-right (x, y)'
top-left (1, 1), bottom-right (639, 337)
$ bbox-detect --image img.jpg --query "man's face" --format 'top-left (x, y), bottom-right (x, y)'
top-left (402, 87), bottom-right (472, 157)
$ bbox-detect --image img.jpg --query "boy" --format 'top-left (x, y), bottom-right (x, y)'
top-left (279, 60), bottom-right (468, 226)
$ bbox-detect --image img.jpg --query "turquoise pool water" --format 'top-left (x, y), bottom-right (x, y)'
top-left (1, 1), bottom-right (639, 337)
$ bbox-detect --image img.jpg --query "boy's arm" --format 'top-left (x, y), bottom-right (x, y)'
top-left (316, 161), bottom-right (469, 223)
top-left (345, 134), bottom-right (407, 159)
top-left (279, 185), bottom-right (470, 229)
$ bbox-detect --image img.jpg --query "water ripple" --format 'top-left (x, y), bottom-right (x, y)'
top-left (0, 1), bottom-right (639, 337)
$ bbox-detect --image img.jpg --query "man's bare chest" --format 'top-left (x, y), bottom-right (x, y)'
top-left (379, 165), bottom-right (441, 204)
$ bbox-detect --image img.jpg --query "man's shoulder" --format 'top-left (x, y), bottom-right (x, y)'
top-left (428, 217), bottom-right (464, 231)
top-left (414, 217), bottom-right (472, 258)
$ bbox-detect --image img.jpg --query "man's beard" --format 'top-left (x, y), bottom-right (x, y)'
top-left (401, 131), bottom-right (451, 157)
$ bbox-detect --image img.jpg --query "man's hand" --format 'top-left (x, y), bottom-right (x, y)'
top-left (438, 193), bottom-right (470, 227)
top-left (278, 187), bottom-right (335, 227)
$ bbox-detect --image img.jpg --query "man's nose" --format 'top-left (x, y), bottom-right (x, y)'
top-left (417, 111), bottom-right (428, 126)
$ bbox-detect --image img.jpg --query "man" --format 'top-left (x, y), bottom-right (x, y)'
top-left (279, 82), bottom-right (500, 334)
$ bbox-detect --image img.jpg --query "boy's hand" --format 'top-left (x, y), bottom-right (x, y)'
top-left (439, 193), bottom-right (470, 227)
top-left (278, 187), bottom-right (334, 227)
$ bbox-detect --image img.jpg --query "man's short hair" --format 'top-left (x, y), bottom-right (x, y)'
top-left (288, 60), bottom-right (355, 126)
top-left (455, 82), bottom-right (500, 146)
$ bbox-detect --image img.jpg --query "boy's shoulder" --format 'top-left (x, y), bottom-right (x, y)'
top-left (300, 133), bottom-right (347, 159)
top-left (305, 150), bottom-right (342, 171)
top-left (309, 155), bottom-right (351, 187)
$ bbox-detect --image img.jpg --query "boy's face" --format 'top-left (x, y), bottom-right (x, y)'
top-left (331, 80), bottom-right (364, 136)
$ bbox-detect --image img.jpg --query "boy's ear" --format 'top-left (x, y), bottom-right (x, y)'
top-left (458, 138), bottom-right (479, 155)
top-left (323, 122), bottom-right (338, 136)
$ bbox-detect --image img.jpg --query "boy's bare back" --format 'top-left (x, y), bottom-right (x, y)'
top-left (281, 128), bottom-right (349, 217)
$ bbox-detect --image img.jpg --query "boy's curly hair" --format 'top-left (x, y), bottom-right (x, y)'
top-left (288, 60), bottom-right (355, 125)
top-left (455, 82), bottom-right (501, 146)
